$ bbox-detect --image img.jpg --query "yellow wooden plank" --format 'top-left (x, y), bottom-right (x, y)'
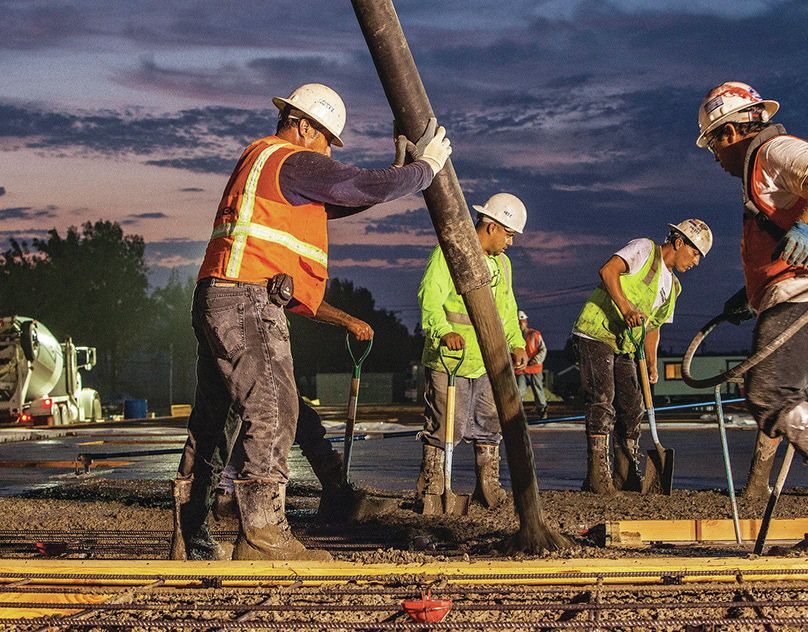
top-left (0, 557), bottom-right (806, 587)
top-left (0, 592), bottom-right (110, 620)
top-left (611, 519), bottom-right (808, 543)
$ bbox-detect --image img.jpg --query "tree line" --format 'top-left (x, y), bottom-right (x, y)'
top-left (0, 221), bottom-right (424, 400)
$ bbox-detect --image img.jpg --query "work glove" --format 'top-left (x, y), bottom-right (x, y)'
top-left (722, 286), bottom-right (756, 325)
top-left (392, 117), bottom-right (441, 168)
top-left (419, 125), bottom-right (452, 176)
top-left (774, 221), bottom-right (808, 267)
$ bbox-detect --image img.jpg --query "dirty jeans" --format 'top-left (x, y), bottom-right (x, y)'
top-left (178, 279), bottom-right (299, 491)
top-left (746, 301), bottom-right (808, 457)
top-left (218, 398), bottom-right (335, 493)
top-left (420, 368), bottom-right (502, 448)
top-left (572, 335), bottom-right (643, 441)
top-left (517, 372), bottom-right (547, 409)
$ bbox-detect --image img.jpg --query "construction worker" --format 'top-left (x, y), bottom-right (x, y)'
top-left (213, 303), bottom-right (375, 525)
top-left (697, 82), bottom-right (808, 498)
top-left (515, 310), bottom-right (548, 418)
top-left (416, 193), bottom-right (528, 513)
top-left (173, 83), bottom-right (452, 561)
top-left (572, 220), bottom-right (712, 494)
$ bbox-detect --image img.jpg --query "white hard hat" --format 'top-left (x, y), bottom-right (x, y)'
top-left (472, 193), bottom-right (527, 234)
top-left (272, 83), bottom-right (346, 147)
top-left (696, 82), bottom-right (778, 148)
top-left (668, 219), bottom-right (713, 257)
top-left (518, 310), bottom-right (528, 321)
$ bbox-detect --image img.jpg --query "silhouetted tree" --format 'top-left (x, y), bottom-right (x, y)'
top-left (0, 221), bottom-right (152, 390)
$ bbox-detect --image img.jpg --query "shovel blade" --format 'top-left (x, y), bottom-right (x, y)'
top-left (442, 489), bottom-right (470, 516)
top-left (643, 448), bottom-right (675, 495)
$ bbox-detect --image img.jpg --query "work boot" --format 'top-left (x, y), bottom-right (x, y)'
top-left (582, 434), bottom-right (617, 495)
top-left (740, 430), bottom-right (781, 501)
top-left (415, 444), bottom-right (444, 515)
top-left (472, 443), bottom-right (508, 508)
top-left (231, 479), bottom-right (332, 561)
top-left (612, 437), bottom-right (643, 492)
top-left (213, 488), bottom-right (237, 521)
top-left (308, 451), bottom-right (365, 524)
top-left (169, 479), bottom-right (228, 561)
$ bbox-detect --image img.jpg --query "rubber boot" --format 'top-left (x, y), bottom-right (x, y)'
top-left (169, 479), bottom-right (228, 561)
top-left (309, 451), bottom-right (362, 524)
top-left (582, 434), bottom-right (617, 495)
top-left (213, 489), bottom-right (237, 520)
top-left (612, 437), bottom-right (643, 492)
top-left (231, 479), bottom-right (332, 561)
top-left (415, 444), bottom-right (444, 515)
top-left (472, 443), bottom-right (508, 508)
top-left (740, 430), bottom-right (781, 501)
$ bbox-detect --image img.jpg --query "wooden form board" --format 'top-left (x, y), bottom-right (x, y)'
top-left (602, 519), bottom-right (808, 546)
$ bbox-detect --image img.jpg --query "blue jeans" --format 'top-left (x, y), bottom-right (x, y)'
top-left (420, 368), bottom-right (502, 448)
top-left (178, 278), bottom-right (299, 486)
top-left (572, 335), bottom-right (643, 441)
top-left (517, 372), bottom-right (547, 408)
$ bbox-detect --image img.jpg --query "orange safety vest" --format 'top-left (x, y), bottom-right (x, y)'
top-left (742, 133), bottom-right (808, 310)
top-left (198, 136), bottom-right (328, 317)
top-left (515, 328), bottom-right (543, 375)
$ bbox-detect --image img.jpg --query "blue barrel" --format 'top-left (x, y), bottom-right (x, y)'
top-left (123, 399), bottom-right (148, 419)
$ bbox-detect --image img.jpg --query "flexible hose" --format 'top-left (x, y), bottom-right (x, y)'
top-left (682, 308), bottom-right (808, 389)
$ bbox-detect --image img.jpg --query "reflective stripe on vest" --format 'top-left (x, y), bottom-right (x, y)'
top-left (213, 221), bottom-right (328, 272)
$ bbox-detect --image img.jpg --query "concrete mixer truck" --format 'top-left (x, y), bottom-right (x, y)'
top-left (0, 316), bottom-right (102, 425)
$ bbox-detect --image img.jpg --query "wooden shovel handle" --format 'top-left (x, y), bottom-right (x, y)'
top-left (637, 358), bottom-right (653, 409)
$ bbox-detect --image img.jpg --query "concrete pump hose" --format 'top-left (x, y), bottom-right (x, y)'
top-left (682, 309), bottom-right (808, 389)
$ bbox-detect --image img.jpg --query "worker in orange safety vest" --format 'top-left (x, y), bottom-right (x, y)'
top-left (514, 310), bottom-right (548, 418)
top-left (172, 83), bottom-right (452, 563)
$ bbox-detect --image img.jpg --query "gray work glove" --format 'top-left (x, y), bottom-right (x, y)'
top-left (722, 286), bottom-right (756, 325)
top-left (392, 118), bottom-right (451, 175)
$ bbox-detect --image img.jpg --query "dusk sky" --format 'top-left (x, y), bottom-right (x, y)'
top-left (3, 0), bottom-right (808, 354)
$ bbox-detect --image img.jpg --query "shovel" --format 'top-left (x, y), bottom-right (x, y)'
top-left (342, 332), bottom-right (373, 486)
top-left (629, 322), bottom-right (674, 495)
top-left (754, 441), bottom-right (795, 555)
top-left (714, 385), bottom-right (742, 544)
top-left (438, 345), bottom-right (470, 516)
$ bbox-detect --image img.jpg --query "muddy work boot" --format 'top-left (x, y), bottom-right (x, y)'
top-left (308, 451), bottom-right (371, 524)
top-left (740, 430), bottom-right (781, 501)
top-left (472, 443), bottom-right (508, 509)
top-left (415, 444), bottom-right (445, 515)
top-left (612, 437), bottom-right (643, 492)
top-left (582, 434), bottom-right (616, 495)
top-left (169, 479), bottom-right (228, 561)
top-left (232, 479), bottom-right (332, 561)
top-left (213, 488), bottom-right (237, 521)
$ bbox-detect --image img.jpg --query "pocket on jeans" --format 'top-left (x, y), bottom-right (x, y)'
top-left (205, 303), bottom-right (247, 359)
top-left (260, 303), bottom-right (290, 342)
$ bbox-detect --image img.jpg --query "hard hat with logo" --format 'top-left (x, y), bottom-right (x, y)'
top-left (667, 219), bottom-right (713, 257)
top-left (696, 82), bottom-right (778, 148)
top-left (472, 193), bottom-right (527, 234)
top-left (273, 83), bottom-right (346, 147)
top-left (518, 310), bottom-right (528, 321)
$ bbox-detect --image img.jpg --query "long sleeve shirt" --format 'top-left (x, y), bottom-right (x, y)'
top-left (279, 151), bottom-right (433, 218)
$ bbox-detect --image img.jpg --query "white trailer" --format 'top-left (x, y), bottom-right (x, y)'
top-left (0, 316), bottom-right (102, 425)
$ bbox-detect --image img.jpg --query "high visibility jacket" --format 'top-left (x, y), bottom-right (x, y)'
top-left (573, 241), bottom-right (680, 357)
top-left (741, 125), bottom-right (808, 310)
top-left (198, 136), bottom-right (328, 317)
top-left (515, 328), bottom-right (545, 375)
top-left (419, 245), bottom-right (523, 379)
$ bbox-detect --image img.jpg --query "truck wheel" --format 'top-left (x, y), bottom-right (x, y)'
top-left (20, 321), bottom-right (39, 363)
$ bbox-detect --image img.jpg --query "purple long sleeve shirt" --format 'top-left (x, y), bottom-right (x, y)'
top-left (278, 151), bottom-right (433, 219)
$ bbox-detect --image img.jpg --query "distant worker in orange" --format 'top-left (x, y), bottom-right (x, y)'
top-left (514, 310), bottom-right (548, 418)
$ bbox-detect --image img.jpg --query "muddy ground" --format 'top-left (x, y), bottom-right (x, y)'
top-left (3, 478), bottom-right (808, 560)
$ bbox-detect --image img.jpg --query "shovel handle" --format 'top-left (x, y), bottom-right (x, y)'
top-left (346, 333), bottom-right (373, 379)
top-left (754, 442), bottom-right (795, 554)
top-left (343, 334), bottom-right (373, 485)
